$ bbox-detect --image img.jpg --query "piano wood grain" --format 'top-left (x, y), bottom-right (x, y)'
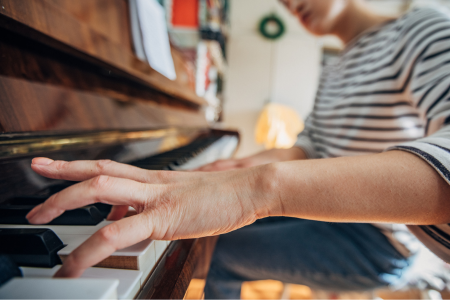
top-left (0, 24), bottom-right (200, 112)
top-left (0, 76), bottom-right (208, 133)
top-left (137, 236), bottom-right (218, 299)
top-left (0, 0), bottom-right (207, 107)
top-left (46, 0), bottom-right (132, 48)
top-left (47, 0), bottom-right (195, 94)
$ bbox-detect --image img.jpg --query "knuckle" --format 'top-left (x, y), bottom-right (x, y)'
top-left (97, 224), bottom-right (120, 246)
top-left (53, 161), bottom-right (67, 173)
top-left (157, 170), bottom-right (174, 182)
top-left (91, 175), bottom-right (111, 191)
top-left (45, 194), bottom-right (65, 216)
top-left (95, 159), bottom-right (113, 173)
top-left (145, 170), bottom-right (171, 184)
top-left (46, 193), bottom-right (59, 209)
top-left (135, 184), bottom-right (153, 210)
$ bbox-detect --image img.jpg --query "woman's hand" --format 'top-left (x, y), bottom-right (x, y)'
top-left (26, 158), bottom-right (275, 278)
top-left (195, 147), bottom-right (307, 172)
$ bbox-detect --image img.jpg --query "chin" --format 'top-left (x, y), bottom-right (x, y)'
top-left (305, 25), bottom-right (329, 37)
top-left (306, 20), bottom-right (335, 36)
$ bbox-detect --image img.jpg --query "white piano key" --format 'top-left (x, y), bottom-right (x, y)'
top-left (58, 234), bottom-right (153, 257)
top-left (217, 135), bottom-right (240, 159)
top-left (136, 240), bottom-right (154, 288)
top-left (154, 240), bottom-right (167, 263)
top-left (135, 240), bottom-right (170, 288)
top-left (0, 220), bottom-right (113, 235)
top-left (57, 235), bottom-right (157, 274)
top-left (169, 135), bottom-right (239, 170)
top-left (20, 266), bottom-right (141, 300)
top-left (0, 278), bottom-right (118, 299)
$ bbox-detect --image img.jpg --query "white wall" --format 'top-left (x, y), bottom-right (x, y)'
top-left (224, 0), bottom-right (321, 158)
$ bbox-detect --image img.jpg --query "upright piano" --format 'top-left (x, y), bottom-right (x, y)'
top-left (0, 0), bottom-right (239, 298)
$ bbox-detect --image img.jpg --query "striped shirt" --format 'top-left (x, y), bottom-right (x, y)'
top-left (295, 7), bottom-right (450, 262)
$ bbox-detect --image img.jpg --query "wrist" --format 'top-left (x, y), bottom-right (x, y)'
top-left (250, 163), bottom-right (285, 219)
top-left (279, 147), bottom-right (307, 161)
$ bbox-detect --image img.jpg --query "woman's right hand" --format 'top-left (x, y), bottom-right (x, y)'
top-left (26, 157), bottom-right (281, 278)
top-left (195, 147), bottom-right (307, 172)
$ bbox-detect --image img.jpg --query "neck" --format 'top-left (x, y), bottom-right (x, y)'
top-left (332, 1), bottom-right (394, 45)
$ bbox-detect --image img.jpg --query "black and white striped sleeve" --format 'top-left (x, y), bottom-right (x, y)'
top-left (387, 10), bottom-right (450, 185)
top-left (294, 116), bottom-right (321, 159)
top-left (387, 10), bottom-right (450, 263)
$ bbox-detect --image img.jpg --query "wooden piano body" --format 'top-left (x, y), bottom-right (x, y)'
top-left (0, 0), bottom-right (238, 298)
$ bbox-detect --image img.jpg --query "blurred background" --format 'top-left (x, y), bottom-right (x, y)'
top-left (161, 0), bottom-right (450, 158)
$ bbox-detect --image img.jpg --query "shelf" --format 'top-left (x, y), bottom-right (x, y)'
top-left (0, 0), bottom-right (208, 107)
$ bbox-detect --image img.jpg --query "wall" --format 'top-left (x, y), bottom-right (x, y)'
top-left (223, 0), bottom-right (321, 158)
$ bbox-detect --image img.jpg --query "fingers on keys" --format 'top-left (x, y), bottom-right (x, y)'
top-left (54, 213), bottom-right (154, 278)
top-left (26, 176), bottom-right (152, 224)
top-left (107, 205), bottom-right (131, 221)
top-left (31, 158), bottom-right (151, 183)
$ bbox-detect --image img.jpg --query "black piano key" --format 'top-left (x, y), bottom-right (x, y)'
top-left (0, 229), bottom-right (64, 268)
top-left (7, 195), bottom-right (112, 219)
top-left (5, 196), bottom-right (47, 206)
top-left (0, 255), bottom-right (22, 286)
top-left (92, 203), bottom-right (112, 218)
top-left (0, 205), bottom-right (104, 225)
top-left (38, 182), bottom-right (76, 196)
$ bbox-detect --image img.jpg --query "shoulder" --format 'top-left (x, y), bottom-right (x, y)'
top-left (341, 6), bottom-right (450, 61)
top-left (394, 7), bottom-right (450, 54)
top-left (399, 6), bottom-right (450, 32)
top-left (405, 6), bottom-right (450, 22)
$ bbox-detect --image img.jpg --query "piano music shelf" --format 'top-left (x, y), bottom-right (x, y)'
top-left (0, 0), bottom-right (207, 108)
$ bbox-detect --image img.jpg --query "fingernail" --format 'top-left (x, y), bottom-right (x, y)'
top-left (32, 157), bottom-right (54, 166)
top-left (26, 204), bottom-right (42, 221)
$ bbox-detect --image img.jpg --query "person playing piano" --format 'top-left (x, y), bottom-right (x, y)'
top-left (26, 0), bottom-right (450, 298)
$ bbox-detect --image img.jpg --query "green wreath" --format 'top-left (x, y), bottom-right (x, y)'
top-left (259, 15), bottom-right (285, 40)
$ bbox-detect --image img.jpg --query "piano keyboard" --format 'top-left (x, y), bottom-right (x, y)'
top-left (0, 278), bottom-right (120, 299)
top-left (19, 266), bottom-right (142, 299)
top-left (0, 134), bottom-right (238, 299)
top-left (168, 135), bottom-right (239, 171)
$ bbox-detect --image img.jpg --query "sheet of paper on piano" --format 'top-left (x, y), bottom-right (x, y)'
top-left (130, 0), bottom-right (177, 80)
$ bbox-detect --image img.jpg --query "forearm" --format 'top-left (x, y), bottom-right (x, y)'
top-left (258, 150), bottom-right (450, 225)
top-left (248, 147), bottom-right (308, 163)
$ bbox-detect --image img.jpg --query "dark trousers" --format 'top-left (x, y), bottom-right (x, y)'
top-left (204, 218), bottom-right (409, 299)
